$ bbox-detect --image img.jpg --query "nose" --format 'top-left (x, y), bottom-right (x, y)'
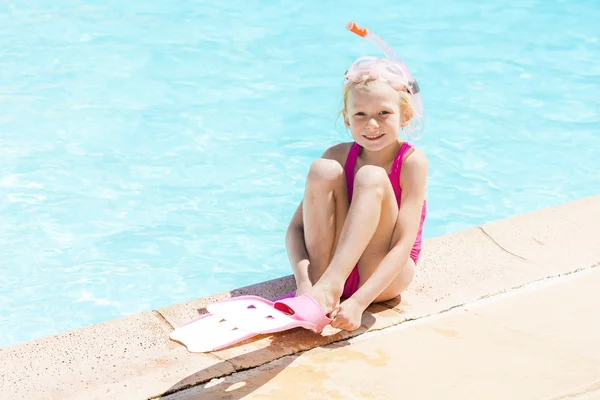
top-left (366, 117), bottom-right (379, 129)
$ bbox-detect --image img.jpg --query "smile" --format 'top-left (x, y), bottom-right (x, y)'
top-left (363, 133), bottom-right (384, 140)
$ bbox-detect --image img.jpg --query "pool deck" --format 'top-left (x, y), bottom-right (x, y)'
top-left (1, 194), bottom-right (599, 399)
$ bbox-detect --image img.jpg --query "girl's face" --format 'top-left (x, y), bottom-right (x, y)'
top-left (344, 79), bottom-right (406, 152)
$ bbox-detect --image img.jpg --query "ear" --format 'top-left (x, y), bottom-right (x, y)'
top-left (343, 113), bottom-right (350, 129)
top-left (401, 108), bottom-right (414, 127)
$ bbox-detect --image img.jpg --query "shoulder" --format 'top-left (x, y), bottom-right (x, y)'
top-left (400, 146), bottom-right (428, 188)
top-left (403, 146), bottom-right (428, 172)
top-left (321, 142), bottom-right (354, 165)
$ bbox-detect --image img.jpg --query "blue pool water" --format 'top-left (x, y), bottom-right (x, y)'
top-left (1, 1), bottom-right (599, 347)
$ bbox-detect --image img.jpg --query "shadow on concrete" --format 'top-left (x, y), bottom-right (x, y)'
top-left (158, 311), bottom-right (378, 399)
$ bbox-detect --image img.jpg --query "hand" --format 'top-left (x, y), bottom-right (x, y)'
top-left (330, 297), bottom-right (365, 331)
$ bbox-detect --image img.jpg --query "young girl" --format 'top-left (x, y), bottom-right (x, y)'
top-left (279, 25), bottom-right (428, 332)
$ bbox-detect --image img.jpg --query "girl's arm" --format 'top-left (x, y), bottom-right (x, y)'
top-left (350, 150), bottom-right (428, 308)
top-left (285, 201), bottom-right (313, 292)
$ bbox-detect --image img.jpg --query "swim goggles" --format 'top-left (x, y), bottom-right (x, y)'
top-left (345, 56), bottom-right (420, 96)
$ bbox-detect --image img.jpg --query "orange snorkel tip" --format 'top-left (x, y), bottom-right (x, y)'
top-left (346, 21), bottom-right (368, 38)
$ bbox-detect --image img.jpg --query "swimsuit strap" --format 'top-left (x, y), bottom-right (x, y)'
top-left (388, 142), bottom-right (412, 207)
top-left (389, 142), bottom-right (412, 186)
top-left (343, 142), bottom-right (361, 201)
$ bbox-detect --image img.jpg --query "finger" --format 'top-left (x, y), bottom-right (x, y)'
top-left (329, 307), bottom-right (340, 320)
top-left (337, 323), bottom-right (350, 331)
top-left (330, 318), bottom-right (341, 329)
top-left (331, 314), bottom-right (347, 329)
top-left (335, 317), bottom-right (351, 330)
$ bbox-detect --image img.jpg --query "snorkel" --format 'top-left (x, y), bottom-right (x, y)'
top-left (346, 22), bottom-right (424, 122)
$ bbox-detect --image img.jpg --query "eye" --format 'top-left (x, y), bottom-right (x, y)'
top-left (354, 112), bottom-right (366, 117)
top-left (379, 110), bottom-right (391, 115)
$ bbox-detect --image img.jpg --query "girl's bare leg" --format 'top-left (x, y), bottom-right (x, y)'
top-left (308, 165), bottom-right (399, 313)
top-left (301, 158), bottom-right (349, 287)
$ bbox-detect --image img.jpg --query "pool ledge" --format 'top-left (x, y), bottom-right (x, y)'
top-left (1, 194), bottom-right (599, 399)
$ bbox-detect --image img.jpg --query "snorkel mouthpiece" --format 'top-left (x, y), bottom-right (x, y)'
top-left (347, 21), bottom-right (368, 38)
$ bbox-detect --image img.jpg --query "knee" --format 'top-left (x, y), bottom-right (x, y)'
top-left (354, 165), bottom-right (388, 196)
top-left (307, 158), bottom-right (344, 188)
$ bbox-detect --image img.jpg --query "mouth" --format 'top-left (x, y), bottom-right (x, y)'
top-left (363, 133), bottom-right (384, 141)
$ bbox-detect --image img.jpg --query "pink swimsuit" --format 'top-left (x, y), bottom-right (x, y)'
top-left (340, 141), bottom-right (427, 298)
top-left (277, 141), bottom-right (426, 301)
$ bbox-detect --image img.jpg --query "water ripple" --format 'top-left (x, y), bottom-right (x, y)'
top-left (1, 0), bottom-right (599, 347)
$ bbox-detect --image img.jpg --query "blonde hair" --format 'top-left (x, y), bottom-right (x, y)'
top-left (339, 78), bottom-right (417, 132)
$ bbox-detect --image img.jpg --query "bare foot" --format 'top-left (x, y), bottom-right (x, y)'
top-left (306, 282), bottom-right (342, 316)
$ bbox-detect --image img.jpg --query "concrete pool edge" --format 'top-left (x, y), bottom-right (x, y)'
top-left (1, 194), bottom-right (599, 399)
top-left (161, 267), bottom-right (600, 400)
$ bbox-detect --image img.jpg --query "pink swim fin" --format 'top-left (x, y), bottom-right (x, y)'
top-left (169, 294), bottom-right (332, 353)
